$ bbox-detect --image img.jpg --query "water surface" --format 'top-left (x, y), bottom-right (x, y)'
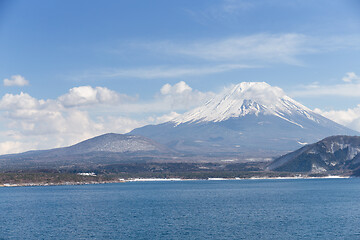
top-left (0, 178), bottom-right (360, 239)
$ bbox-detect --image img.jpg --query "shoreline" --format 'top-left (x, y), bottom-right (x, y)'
top-left (0, 175), bottom-right (352, 188)
top-left (124, 175), bottom-right (351, 182)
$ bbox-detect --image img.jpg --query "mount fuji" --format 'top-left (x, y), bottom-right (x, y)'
top-left (130, 82), bottom-right (358, 158)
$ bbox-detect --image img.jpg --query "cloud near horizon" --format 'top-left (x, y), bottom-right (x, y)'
top-left (314, 106), bottom-right (360, 133)
top-left (0, 81), bottom-right (212, 154)
top-left (291, 72), bottom-right (360, 97)
top-left (289, 72), bottom-right (360, 132)
top-left (2, 79), bottom-right (360, 155)
top-left (342, 72), bottom-right (360, 83)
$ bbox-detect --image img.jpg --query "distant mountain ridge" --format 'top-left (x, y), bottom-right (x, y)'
top-left (55, 133), bottom-right (170, 155)
top-left (267, 135), bottom-right (360, 173)
top-left (1, 82), bottom-right (359, 170)
top-left (131, 82), bottom-right (358, 157)
top-left (10, 133), bottom-right (172, 157)
top-left (0, 133), bottom-right (174, 169)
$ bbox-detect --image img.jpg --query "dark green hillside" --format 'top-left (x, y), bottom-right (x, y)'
top-left (268, 135), bottom-right (360, 173)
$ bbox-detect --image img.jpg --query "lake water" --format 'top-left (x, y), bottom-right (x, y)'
top-left (1, 178), bottom-right (360, 239)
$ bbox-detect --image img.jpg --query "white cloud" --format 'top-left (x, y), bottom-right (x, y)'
top-left (157, 81), bottom-right (215, 111)
top-left (225, 82), bottom-right (286, 106)
top-left (160, 81), bottom-right (192, 95)
top-left (0, 141), bottom-right (38, 155)
top-left (0, 89), bottom-right (122, 154)
top-left (155, 111), bottom-right (180, 123)
top-left (102, 116), bottom-right (149, 134)
top-left (342, 72), bottom-right (360, 83)
top-left (160, 84), bottom-right (172, 95)
top-left (0, 92), bottom-right (43, 110)
top-left (65, 81), bottom-right (214, 116)
top-left (314, 106), bottom-right (360, 132)
top-left (0, 81), bottom-right (213, 154)
top-left (58, 86), bottom-right (131, 107)
top-left (0, 103), bottom-right (108, 154)
top-left (0, 92), bottom-right (100, 136)
top-left (3, 75), bottom-right (29, 87)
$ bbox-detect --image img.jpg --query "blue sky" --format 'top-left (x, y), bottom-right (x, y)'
top-left (1, 0), bottom-right (360, 154)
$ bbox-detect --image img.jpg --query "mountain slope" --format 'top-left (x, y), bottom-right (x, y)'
top-left (0, 133), bottom-right (174, 169)
top-left (267, 135), bottom-right (360, 173)
top-left (54, 133), bottom-right (170, 155)
top-left (131, 82), bottom-right (358, 157)
top-left (17, 133), bottom-right (172, 156)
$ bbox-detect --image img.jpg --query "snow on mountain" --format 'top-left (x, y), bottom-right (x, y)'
top-left (130, 82), bottom-right (358, 158)
top-left (173, 82), bottom-right (316, 127)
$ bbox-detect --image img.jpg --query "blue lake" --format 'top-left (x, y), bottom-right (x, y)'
top-left (1, 178), bottom-right (360, 239)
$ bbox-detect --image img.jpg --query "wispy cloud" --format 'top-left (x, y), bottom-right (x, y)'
top-left (342, 72), bottom-right (360, 83)
top-left (185, 0), bottom-right (256, 24)
top-left (292, 83), bottom-right (360, 97)
top-left (73, 64), bottom-right (256, 80)
top-left (115, 34), bottom-right (360, 68)
top-left (221, 0), bottom-right (255, 13)
top-left (292, 72), bottom-right (360, 97)
top-left (166, 34), bottom-right (308, 65)
top-left (144, 34), bottom-right (360, 65)
top-left (135, 34), bottom-right (309, 66)
top-left (78, 33), bottom-right (360, 81)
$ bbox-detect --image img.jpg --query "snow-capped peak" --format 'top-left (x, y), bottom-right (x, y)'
top-left (172, 82), bottom-right (318, 126)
